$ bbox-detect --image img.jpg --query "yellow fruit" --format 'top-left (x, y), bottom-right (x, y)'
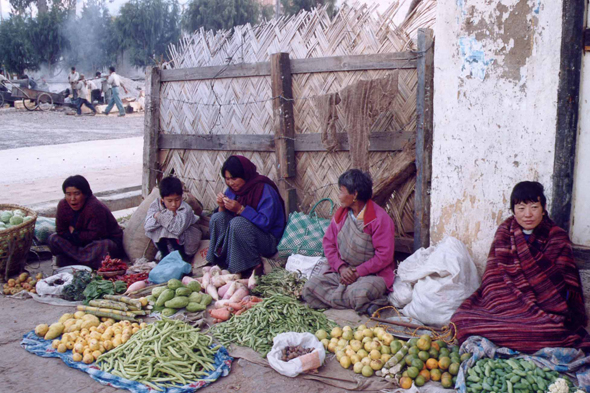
top-left (416, 338), bottom-right (431, 351)
top-left (121, 320), bottom-right (131, 327)
top-left (74, 343), bottom-right (84, 353)
top-left (364, 342), bottom-right (372, 352)
top-left (362, 337), bottom-right (371, 344)
top-left (343, 325), bottom-right (352, 331)
top-left (103, 340), bottom-right (113, 351)
top-left (350, 340), bottom-right (362, 352)
top-left (89, 331), bottom-right (102, 341)
top-left (438, 356), bottom-right (451, 370)
top-left (92, 350), bottom-right (102, 360)
top-left (345, 349), bottom-right (356, 358)
top-left (66, 341), bottom-right (74, 350)
top-left (336, 350), bottom-right (345, 361)
top-left (381, 345), bottom-right (391, 355)
top-left (139, 297), bottom-right (148, 307)
top-left (331, 327), bottom-right (343, 339)
top-left (340, 356), bottom-right (352, 369)
top-left (342, 330), bottom-right (354, 341)
top-left (382, 333), bottom-right (394, 346)
top-left (354, 331), bottom-right (364, 341)
top-left (139, 323), bottom-right (147, 329)
top-left (337, 339), bottom-right (348, 348)
top-left (74, 311), bottom-right (85, 319)
top-left (351, 354), bottom-right (361, 365)
top-left (361, 365), bottom-right (374, 377)
top-left (58, 313), bottom-right (74, 324)
top-left (57, 344), bottom-right (67, 353)
top-left (353, 362), bottom-right (364, 374)
top-left (420, 334), bottom-right (432, 344)
top-left (430, 369), bottom-right (442, 381)
top-left (370, 350), bottom-right (381, 360)
top-left (400, 376), bottom-right (413, 389)
top-left (123, 328), bottom-right (132, 336)
top-left (83, 353), bottom-right (94, 364)
top-left (426, 358), bottom-right (439, 370)
top-left (88, 339), bottom-right (100, 351)
top-left (327, 342), bottom-right (337, 353)
top-left (35, 324), bottom-right (49, 337)
top-left (369, 341), bottom-right (381, 352)
top-left (357, 324), bottom-right (367, 331)
top-left (72, 353), bottom-right (83, 362)
top-left (113, 338), bottom-right (122, 348)
top-left (96, 324), bottom-right (106, 334)
top-left (441, 373), bottom-right (453, 388)
top-left (321, 338), bottom-right (329, 349)
top-left (381, 354), bottom-right (392, 363)
top-left (356, 349), bottom-right (368, 359)
top-left (51, 340), bottom-right (60, 349)
top-left (370, 359), bottom-right (383, 371)
top-left (419, 369), bottom-right (431, 382)
top-left (361, 357), bottom-right (371, 366)
top-left (363, 329), bottom-right (374, 338)
top-left (315, 329), bottom-right (328, 340)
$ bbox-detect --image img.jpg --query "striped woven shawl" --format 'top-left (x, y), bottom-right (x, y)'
top-left (451, 216), bottom-right (590, 353)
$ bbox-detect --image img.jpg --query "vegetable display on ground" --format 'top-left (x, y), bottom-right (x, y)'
top-left (251, 268), bottom-right (307, 298)
top-left (61, 270), bottom-right (93, 301)
top-left (210, 294), bottom-right (337, 356)
top-left (96, 318), bottom-right (220, 391)
top-left (3, 272), bottom-right (41, 295)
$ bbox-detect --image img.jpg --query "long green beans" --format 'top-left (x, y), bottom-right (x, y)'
top-left (96, 319), bottom-right (219, 391)
top-left (210, 294), bottom-right (337, 356)
top-left (251, 268), bottom-right (307, 298)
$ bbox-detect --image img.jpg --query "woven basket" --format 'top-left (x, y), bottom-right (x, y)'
top-left (0, 204), bottom-right (38, 282)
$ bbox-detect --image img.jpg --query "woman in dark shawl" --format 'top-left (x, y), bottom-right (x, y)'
top-left (48, 175), bottom-right (124, 269)
top-left (451, 181), bottom-right (590, 353)
top-left (206, 156), bottom-right (286, 275)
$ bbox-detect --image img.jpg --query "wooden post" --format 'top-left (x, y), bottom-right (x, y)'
top-left (143, 66), bottom-right (161, 198)
top-left (270, 53), bottom-right (298, 215)
top-left (414, 28), bottom-right (434, 251)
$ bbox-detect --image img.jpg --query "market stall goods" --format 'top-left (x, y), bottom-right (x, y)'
top-left (252, 268), bottom-right (307, 299)
top-left (96, 318), bottom-right (221, 391)
top-left (147, 278), bottom-right (210, 316)
top-left (3, 272), bottom-right (41, 295)
top-left (210, 294), bottom-right (338, 356)
top-left (35, 310), bottom-right (147, 363)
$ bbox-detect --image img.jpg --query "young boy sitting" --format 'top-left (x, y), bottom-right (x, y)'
top-left (144, 176), bottom-right (202, 262)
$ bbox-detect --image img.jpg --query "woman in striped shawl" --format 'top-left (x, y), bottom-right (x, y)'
top-left (451, 181), bottom-right (590, 353)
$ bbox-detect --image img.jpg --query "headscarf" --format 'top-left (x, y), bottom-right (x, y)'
top-left (226, 155), bottom-right (285, 213)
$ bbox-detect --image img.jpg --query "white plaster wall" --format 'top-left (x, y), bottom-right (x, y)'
top-left (430, 0), bottom-right (563, 271)
top-left (572, 50), bottom-right (590, 247)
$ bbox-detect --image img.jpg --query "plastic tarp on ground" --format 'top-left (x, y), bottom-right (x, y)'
top-left (21, 330), bottom-right (233, 393)
top-left (456, 336), bottom-right (590, 393)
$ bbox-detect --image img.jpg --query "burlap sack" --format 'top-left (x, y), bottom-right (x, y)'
top-left (123, 188), bottom-right (159, 262)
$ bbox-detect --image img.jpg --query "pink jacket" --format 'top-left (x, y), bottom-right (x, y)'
top-left (323, 199), bottom-right (396, 290)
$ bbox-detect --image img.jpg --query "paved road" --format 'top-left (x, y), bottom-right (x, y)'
top-left (0, 108), bottom-right (144, 206)
top-left (0, 108), bottom-right (143, 150)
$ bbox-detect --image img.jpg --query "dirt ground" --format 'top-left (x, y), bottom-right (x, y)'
top-left (0, 260), bottom-right (366, 393)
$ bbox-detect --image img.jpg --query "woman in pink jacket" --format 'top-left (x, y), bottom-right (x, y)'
top-left (302, 169), bottom-right (396, 316)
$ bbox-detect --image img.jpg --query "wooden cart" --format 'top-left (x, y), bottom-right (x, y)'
top-left (9, 85), bottom-right (66, 111)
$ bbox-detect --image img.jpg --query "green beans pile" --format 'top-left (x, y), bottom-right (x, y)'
top-left (252, 268), bottom-right (307, 298)
top-left (96, 319), bottom-right (219, 391)
top-left (466, 358), bottom-right (569, 393)
top-left (210, 294), bottom-right (337, 356)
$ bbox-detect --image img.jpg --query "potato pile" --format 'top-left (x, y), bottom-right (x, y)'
top-left (35, 311), bottom-right (146, 364)
top-left (281, 346), bottom-right (314, 361)
top-left (3, 272), bottom-right (42, 295)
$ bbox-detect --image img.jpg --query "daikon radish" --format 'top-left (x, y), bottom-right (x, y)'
top-left (238, 279), bottom-right (249, 286)
top-left (202, 266), bottom-right (211, 273)
top-left (125, 280), bottom-right (147, 294)
top-left (210, 266), bottom-right (221, 276)
top-left (214, 300), bottom-right (230, 308)
top-left (229, 285), bottom-right (249, 303)
top-left (202, 272), bottom-right (211, 289)
top-left (211, 275), bottom-right (226, 287)
top-left (221, 270), bottom-right (230, 275)
top-left (248, 270), bottom-right (257, 290)
top-left (206, 284), bottom-right (219, 300)
top-left (182, 276), bottom-right (199, 286)
top-left (224, 281), bottom-right (238, 300)
top-left (217, 282), bottom-right (232, 298)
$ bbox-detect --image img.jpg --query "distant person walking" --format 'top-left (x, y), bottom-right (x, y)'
top-left (104, 66), bottom-right (128, 117)
top-left (89, 72), bottom-right (103, 104)
top-left (68, 66), bottom-right (80, 100)
top-left (75, 75), bottom-right (96, 116)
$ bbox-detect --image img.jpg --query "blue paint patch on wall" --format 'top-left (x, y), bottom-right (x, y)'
top-left (459, 37), bottom-right (493, 81)
top-left (456, 0), bottom-right (466, 24)
top-left (533, 0), bottom-right (541, 14)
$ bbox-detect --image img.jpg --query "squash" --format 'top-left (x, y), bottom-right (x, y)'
top-left (59, 313), bottom-right (74, 324)
top-left (35, 324), bottom-right (49, 337)
top-left (44, 323), bottom-right (65, 340)
top-left (164, 296), bottom-right (189, 309)
top-left (155, 289), bottom-right (175, 307)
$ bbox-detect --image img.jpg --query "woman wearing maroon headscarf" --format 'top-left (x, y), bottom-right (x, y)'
top-left (206, 156), bottom-right (286, 275)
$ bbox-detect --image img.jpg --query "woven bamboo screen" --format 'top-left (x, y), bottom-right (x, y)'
top-left (159, 2), bottom-right (436, 239)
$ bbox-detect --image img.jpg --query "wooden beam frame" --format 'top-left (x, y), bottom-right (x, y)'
top-left (271, 53), bottom-right (298, 215)
top-left (161, 52), bottom-right (418, 82)
top-left (413, 28), bottom-right (435, 251)
top-left (142, 66), bottom-right (161, 198)
top-left (157, 131), bottom-right (414, 152)
top-left (551, 0), bottom-right (585, 231)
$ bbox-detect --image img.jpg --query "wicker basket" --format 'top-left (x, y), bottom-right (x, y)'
top-left (0, 204), bottom-right (38, 282)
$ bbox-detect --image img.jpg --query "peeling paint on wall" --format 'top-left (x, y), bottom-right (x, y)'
top-left (459, 37), bottom-right (493, 80)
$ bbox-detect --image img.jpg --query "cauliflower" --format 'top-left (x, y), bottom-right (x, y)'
top-left (548, 378), bottom-right (569, 393)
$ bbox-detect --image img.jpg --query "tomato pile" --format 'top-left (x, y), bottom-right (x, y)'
top-left (111, 273), bottom-right (149, 287)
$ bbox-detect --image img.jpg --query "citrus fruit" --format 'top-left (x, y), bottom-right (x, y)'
top-left (330, 337), bottom-right (339, 344)
top-left (441, 372), bottom-right (453, 388)
top-left (343, 325), bottom-right (352, 331)
top-left (370, 359), bottom-right (383, 371)
top-left (451, 345), bottom-right (459, 353)
top-left (390, 341), bottom-right (402, 354)
top-left (402, 370), bottom-right (409, 378)
top-left (415, 375), bottom-right (426, 387)
top-left (431, 341), bottom-right (440, 351)
top-left (417, 338), bottom-right (431, 351)
top-left (362, 365), bottom-right (374, 377)
top-left (408, 338), bottom-right (419, 347)
top-left (336, 350), bottom-right (345, 361)
top-left (381, 345), bottom-right (391, 355)
top-left (426, 358), bottom-right (439, 370)
top-left (420, 334), bottom-right (432, 344)
top-left (438, 356), bottom-right (451, 370)
top-left (350, 340), bottom-right (362, 352)
top-left (419, 369), bottom-right (431, 382)
top-left (400, 376), bottom-right (413, 389)
top-left (328, 342), bottom-right (337, 353)
top-left (362, 337), bottom-right (372, 344)
top-left (382, 333), bottom-right (394, 345)
top-left (363, 329), bottom-right (374, 338)
top-left (370, 350), bottom-right (381, 360)
top-left (430, 369), bottom-right (442, 381)
top-left (354, 331), bottom-right (364, 341)
top-left (411, 358), bottom-right (424, 370)
top-left (460, 352), bottom-right (472, 362)
top-left (346, 348), bottom-right (356, 358)
top-left (353, 362), bottom-right (363, 373)
top-left (406, 366), bottom-right (419, 379)
top-left (429, 348), bottom-right (439, 359)
top-left (338, 339), bottom-right (348, 347)
top-left (340, 356), bottom-right (352, 369)
top-left (435, 340), bottom-right (447, 349)
top-left (342, 330), bottom-right (354, 341)
top-left (361, 357), bottom-right (371, 366)
top-left (351, 354), bottom-right (361, 365)
top-left (408, 346), bottom-right (419, 356)
top-left (357, 349), bottom-right (368, 359)
top-left (331, 327), bottom-right (343, 338)
top-left (439, 348), bottom-right (450, 358)
top-left (449, 363), bottom-right (460, 376)
top-left (418, 350), bottom-right (430, 362)
top-left (405, 355), bottom-right (415, 366)
top-left (357, 324), bottom-right (367, 331)
top-left (315, 329), bottom-right (328, 340)
top-left (369, 341), bottom-right (381, 352)
top-left (321, 338), bottom-right (329, 349)
top-left (381, 354), bottom-right (392, 363)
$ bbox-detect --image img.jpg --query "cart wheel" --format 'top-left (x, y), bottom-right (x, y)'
top-left (23, 97), bottom-right (38, 111)
top-left (37, 93), bottom-right (53, 111)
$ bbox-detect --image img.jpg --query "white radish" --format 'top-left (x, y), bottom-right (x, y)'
top-left (202, 272), bottom-right (211, 290)
top-left (206, 284), bottom-right (219, 300)
top-left (217, 282), bottom-right (233, 298)
top-left (224, 281), bottom-right (238, 300)
top-left (229, 285), bottom-right (249, 303)
top-left (214, 300), bottom-right (230, 308)
top-left (182, 276), bottom-right (199, 286)
top-left (211, 275), bottom-right (226, 287)
top-left (202, 266), bottom-right (211, 273)
top-left (210, 266), bottom-right (221, 276)
top-left (248, 270), bottom-right (257, 290)
top-left (221, 270), bottom-right (230, 275)
top-left (125, 280), bottom-right (147, 294)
